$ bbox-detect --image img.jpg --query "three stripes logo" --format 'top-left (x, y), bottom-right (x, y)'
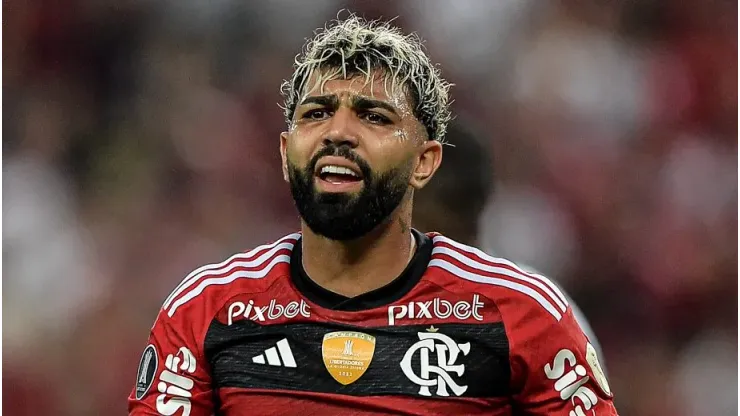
top-left (252, 338), bottom-right (296, 368)
top-left (163, 234), bottom-right (300, 317)
top-left (429, 235), bottom-right (570, 321)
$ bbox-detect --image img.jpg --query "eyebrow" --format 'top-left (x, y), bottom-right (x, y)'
top-left (351, 96), bottom-right (400, 118)
top-left (298, 94), bottom-right (400, 118)
top-left (298, 95), bottom-right (339, 109)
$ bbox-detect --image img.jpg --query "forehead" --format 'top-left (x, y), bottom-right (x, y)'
top-left (301, 69), bottom-right (414, 111)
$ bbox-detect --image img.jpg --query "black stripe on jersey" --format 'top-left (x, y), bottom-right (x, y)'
top-left (204, 321), bottom-right (510, 398)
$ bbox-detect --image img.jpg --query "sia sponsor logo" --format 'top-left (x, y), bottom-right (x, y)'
top-left (387, 295), bottom-right (484, 326)
top-left (156, 347), bottom-right (197, 416)
top-left (544, 344), bottom-right (608, 416)
top-left (227, 299), bottom-right (310, 325)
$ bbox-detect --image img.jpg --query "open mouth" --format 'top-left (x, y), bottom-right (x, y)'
top-left (317, 165), bottom-right (363, 184)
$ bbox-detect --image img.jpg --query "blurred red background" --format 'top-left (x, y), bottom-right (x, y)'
top-left (3, 1), bottom-right (737, 415)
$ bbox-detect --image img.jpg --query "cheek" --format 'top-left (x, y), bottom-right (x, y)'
top-left (367, 138), bottom-right (415, 173)
top-left (284, 145), bottom-right (297, 164)
top-left (284, 138), bottom-right (310, 166)
top-left (374, 128), bottom-right (410, 149)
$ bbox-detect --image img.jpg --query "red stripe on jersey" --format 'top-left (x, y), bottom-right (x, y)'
top-left (163, 233), bottom-right (300, 315)
top-left (429, 238), bottom-right (565, 320)
top-left (428, 258), bottom-right (563, 321)
top-left (431, 236), bottom-right (568, 311)
top-left (163, 233), bottom-right (299, 310)
top-left (167, 250), bottom-right (293, 317)
top-left (217, 387), bottom-right (510, 415)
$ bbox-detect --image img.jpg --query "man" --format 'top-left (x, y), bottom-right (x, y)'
top-left (129, 15), bottom-right (618, 415)
top-left (412, 118), bottom-right (606, 363)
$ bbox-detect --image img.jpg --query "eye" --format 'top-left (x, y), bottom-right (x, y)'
top-left (302, 109), bottom-right (332, 121)
top-left (360, 112), bottom-right (391, 125)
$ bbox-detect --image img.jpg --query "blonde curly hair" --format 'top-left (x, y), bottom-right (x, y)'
top-left (280, 14), bottom-right (453, 143)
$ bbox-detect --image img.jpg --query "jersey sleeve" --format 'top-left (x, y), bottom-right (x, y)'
top-left (128, 306), bottom-right (215, 416)
top-left (504, 297), bottom-right (619, 415)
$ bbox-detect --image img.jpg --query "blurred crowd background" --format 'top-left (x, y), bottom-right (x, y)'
top-left (3, 1), bottom-right (737, 415)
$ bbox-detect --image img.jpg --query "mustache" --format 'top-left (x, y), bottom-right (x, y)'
top-left (308, 144), bottom-right (372, 178)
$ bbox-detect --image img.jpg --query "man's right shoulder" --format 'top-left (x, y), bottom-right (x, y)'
top-left (158, 232), bottom-right (301, 321)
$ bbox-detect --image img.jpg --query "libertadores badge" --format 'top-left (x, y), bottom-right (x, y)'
top-left (322, 331), bottom-right (376, 385)
top-left (135, 344), bottom-right (158, 400)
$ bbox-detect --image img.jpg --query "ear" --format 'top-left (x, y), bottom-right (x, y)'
top-left (279, 131), bottom-right (290, 182)
top-left (410, 140), bottom-right (443, 190)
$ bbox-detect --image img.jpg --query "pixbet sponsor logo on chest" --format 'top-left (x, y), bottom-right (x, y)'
top-left (227, 299), bottom-right (310, 325)
top-left (387, 295), bottom-right (484, 325)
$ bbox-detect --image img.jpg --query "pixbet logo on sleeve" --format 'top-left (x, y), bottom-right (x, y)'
top-left (387, 295), bottom-right (484, 326)
top-left (227, 299), bottom-right (311, 325)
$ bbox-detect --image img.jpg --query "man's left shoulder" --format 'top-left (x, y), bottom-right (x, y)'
top-left (425, 233), bottom-right (570, 322)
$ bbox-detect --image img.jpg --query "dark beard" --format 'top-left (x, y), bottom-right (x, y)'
top-left (287, 145), bottom-right (410, 241)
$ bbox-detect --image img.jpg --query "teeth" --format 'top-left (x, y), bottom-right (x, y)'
top-left (320, 165), bottom-right (358, 177)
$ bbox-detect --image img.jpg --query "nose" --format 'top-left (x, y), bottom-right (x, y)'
top-left (322, 108), bottom-right (359, 148)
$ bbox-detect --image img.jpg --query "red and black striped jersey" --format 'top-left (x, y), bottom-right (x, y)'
top-left (128, 231), bottom-right (618, 416)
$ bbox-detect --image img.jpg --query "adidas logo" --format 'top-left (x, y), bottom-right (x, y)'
top-left (252, 338), bottom-right (296, 368)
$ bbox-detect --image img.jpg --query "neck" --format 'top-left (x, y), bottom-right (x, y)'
top-left (300, 208), bottom-right (415, 298)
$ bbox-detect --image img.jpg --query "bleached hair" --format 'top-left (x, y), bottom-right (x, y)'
top-left (280, 14), bottom-right (453, 143)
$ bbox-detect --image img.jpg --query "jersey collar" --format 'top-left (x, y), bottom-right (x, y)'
top-left (289, 229), bottom-right (432, 311)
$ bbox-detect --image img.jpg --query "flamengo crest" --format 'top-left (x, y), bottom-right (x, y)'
top-left (400, 326), bottom-right (470, 397)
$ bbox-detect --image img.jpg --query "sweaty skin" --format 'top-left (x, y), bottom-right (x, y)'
top-left (279, 71), bottom-right (443, 297)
